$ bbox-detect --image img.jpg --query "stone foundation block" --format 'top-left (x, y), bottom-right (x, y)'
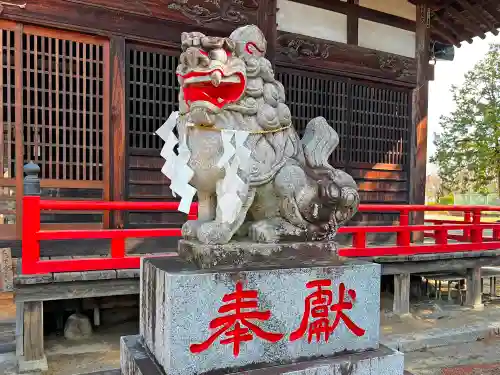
top-left (140, 256), bottom-right (381, 375)
top-left (121, 335), bottom-right (404, 375)
top-left (178, 239), bottom-right (338, 269)
top-left (18, 355), bottom-right (48, 373)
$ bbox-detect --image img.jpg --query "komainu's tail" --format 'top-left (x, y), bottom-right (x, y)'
top-left (301, 116), bottom-right (357, 188)
top-left (301, 117), bottom-right (339, 172)
top-left (300, 116), bottom-right (359, 231)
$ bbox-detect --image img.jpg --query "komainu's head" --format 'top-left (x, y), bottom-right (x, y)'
top-left (177, 25), bottom-right (291, 130)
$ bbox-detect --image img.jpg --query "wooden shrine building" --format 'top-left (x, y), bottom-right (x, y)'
top-left (0, 0), bottom-right (499, 251)
top-left (1, 1), bottom-right (500, 371)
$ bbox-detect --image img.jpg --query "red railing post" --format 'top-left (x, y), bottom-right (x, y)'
top-left (463, 211), bottom-right (472, 241)
top-left (188, 204), bottom-right (198, 221)
top-left (397, 209), bottom-right (411, 246)
top-left (110, 238), bottom-right (126, 258)
top-left (470, 210), bottom-right (483, 243)
top-left (434, 228), bottom-right (448, 245)
top-left (352, 231), bottom-right (367, 250)
top-left (22, 196), bottom-right (41, 274)
top-left (493, 227), bottom-right (500, 241)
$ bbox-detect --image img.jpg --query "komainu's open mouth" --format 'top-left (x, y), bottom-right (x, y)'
top-left (179, 69), bottom-right (245, 109)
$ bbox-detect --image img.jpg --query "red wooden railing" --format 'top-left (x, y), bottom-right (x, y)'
top-left (22, 197), bottom-right (198, 274)
top-left (424, 210), bottom-right (499, 242)
top-left (339, 205), bottom-right (500, 257)
top-left (21, 196), bottom-right (500, 274)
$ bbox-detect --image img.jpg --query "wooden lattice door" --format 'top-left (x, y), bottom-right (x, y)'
top-left (125, 44), bottom-right (187, 229)
top-left (349, 83), bottom-right (410, 166)
top-left (21, 26), bottom-right (110, 229)
top-left (22, 27), bottom-right (108, 184)
top-left (0, 23), bottom-right (111, 239)
top-left (276, 68), bottom-right (348, 166)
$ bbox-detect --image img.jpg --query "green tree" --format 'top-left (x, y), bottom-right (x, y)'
top-left (431, 43), bottom-right (500, 196)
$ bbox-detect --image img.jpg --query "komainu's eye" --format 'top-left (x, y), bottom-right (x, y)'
top-left (209, 48), bottom-right (228, 63)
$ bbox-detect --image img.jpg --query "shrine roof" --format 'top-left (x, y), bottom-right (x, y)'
top-left (410, 0), bottom-right (500, 46)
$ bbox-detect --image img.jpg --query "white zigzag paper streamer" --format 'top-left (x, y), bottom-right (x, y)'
top-left (216, 131), bottom-right (236, 168)
top-left (234, 131), bottom-right (251, 170)
top-left (216, 130), bottom-right (251, 224)
top-left (156, 112), bottom-right (196, 214)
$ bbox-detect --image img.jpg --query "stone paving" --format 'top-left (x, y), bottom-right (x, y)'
top-left (380, 291), bottom-right (500, 350)
top-left (406, 335), bottom-right (500, 375)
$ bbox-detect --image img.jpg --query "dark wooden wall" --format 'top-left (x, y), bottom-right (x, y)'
top-left (0, 0), bottom-right (425, 244)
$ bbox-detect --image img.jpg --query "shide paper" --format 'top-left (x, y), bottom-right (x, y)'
top-left (216, 130), bottom-right (250, 224)
top-left (156, 112), bottom-right (196, 214)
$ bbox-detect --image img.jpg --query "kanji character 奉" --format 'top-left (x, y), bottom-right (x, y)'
top-left (190, 281), bottom-right (284, 356)
top-left (290, 279), bottom-right (365, 343)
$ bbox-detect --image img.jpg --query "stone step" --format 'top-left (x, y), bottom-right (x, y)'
top-left (121, 335), bottom-right (405, 375)
top-left (140, 255), bottom-right (382, 375)
top-left (0, 340), bottom-right (15, 355)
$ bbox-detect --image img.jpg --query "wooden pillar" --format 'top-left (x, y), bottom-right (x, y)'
top-left (465, 267), bottom-right (483, 309)
top-left (410, 2), bottom-right (430, 242)
top-left (259, 0), bottom-right (277, 64)
top-left (18, 301), bottom-right (47, 373)
top-left (14, 23), bottom-right (23, 239)
top-left (347, 0), bottom-right (359, 45)
top-left (110, 36), bottom-right (127, 229)
top-left (393, 273), bottom-right (411, 316)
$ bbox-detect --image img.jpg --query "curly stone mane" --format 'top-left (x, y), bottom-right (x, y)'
top-left (224, 55), bottom-right (293, 132)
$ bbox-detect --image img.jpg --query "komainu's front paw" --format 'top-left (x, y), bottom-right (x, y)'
top-left (197, 221), bottom-right (233, 244)
top-left (249, 220), bottom-right (280, 243)
top-left (249, 218), bottom-right (305, 243)
top-left (182, 220), bottom-right (204, 240)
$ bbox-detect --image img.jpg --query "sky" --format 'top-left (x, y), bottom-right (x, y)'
top-left (427, 31), bottom-right (500, 174)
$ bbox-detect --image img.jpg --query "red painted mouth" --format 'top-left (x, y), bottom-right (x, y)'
top-left (178, 70), bottom-right (246, 109)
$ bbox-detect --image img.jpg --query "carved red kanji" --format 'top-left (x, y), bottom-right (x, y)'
top-left (190, 281), bottom-right (284, 356)
top-left (290, 279), bottom-right (365, 343)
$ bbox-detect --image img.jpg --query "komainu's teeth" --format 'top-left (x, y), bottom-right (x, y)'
top-left (184, 76), bottom-right (211, 85)
top-left (182, 72), bottom-right (241, 86)
top-left (211, 71), bottom-right (222, 87)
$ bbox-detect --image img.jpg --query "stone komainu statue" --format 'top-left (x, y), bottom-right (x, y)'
top-left (175, 25), bottom-right (360, 245)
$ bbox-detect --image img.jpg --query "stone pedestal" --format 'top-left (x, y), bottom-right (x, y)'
top-left (121, 241), bottom-right (405, 375)
top-left (121, 335), bottom-right (404, 375)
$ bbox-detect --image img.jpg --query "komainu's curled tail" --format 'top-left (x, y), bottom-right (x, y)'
top-left (300, 117), bottom-right (360, 237)
top-left (301, 117), bottom-right (339, 173)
